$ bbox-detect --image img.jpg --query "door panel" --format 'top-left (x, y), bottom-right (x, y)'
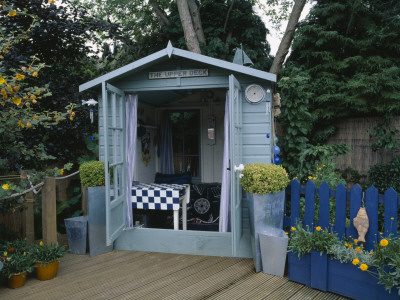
top-left (229, 75), bottom-right (243, 256)
top-left (102, 82), bottom-right (126, 246)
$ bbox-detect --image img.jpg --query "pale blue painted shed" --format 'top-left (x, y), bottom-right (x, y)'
top-left (79, 42), bottom-right (276, 258)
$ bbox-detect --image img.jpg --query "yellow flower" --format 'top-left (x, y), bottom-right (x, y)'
top-left (17, 120), bottom-right (25, 128)
top-left (23, 252), bottom-right (26, 256)
top-left (380, 239), bottom-right (388, 247)
top-left (291, 227), bottom-right (296, 231)
top-left (3, 251), bottom-right (7, 256)
top-left (0, 77), bottom-right (6, 85)
top-left (352, 259), bottom-right (359, 265)
top-left (2, 183), bottom-right (9, 190)
top-left (8, 10), bottom-right (17, 17)
top-left (360, 264), bottom-right (368, 271)
top-left (12, 97), bottom-right (22, 106)
top-left (285, 232), bottom-right (288, 235)
top-left (69, 116), bottom-right (73, 121)
top-left (26, 122), bottom-right (31, 128)
top-left (32, 71), bottom-right (38, 77)
top-left (370, 252), bottom-right (374, 255)
top-left (15, 73), bottom-right (25, 80)
top-left (391, 217), bottom-right (394, 220)
top-left (32, 99), bottom-right (37, 104)
top-left (316, 226), bottom-right (321, 231)
top-left (355, 247), bottom-right (360, 252)
top-left (318, 168), bottom-right (321, 171)
top-left (379, 232), bottom-right (383, 235)
top-left (60, 169), bottom-right (64, 175)
top-left (49, 0), bottom-right (55, 4)
top-left (308, 176), bottom-right (312, 179)
top-left (344, 243), bottom-right (348, 247)
top-left (354, 239), bottom-right (358, 244)
top-left (348, 244), bottom-right (352, 249)
top-left (40, 241), bottom-right (43, 246)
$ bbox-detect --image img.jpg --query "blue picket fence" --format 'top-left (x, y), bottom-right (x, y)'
top-left (283, 180), bottom-right (399, 250)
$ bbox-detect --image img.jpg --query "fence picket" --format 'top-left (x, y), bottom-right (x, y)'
top-left (305, 181), bottom-right (315, 228)
top-left (290, 179), bottom-right (301, 227)
top-left (349, 184), bottom-right (362, 239)
top-left (365, 186), bottom-right (378, 250)
top-left (384, 188), bottom-right (398, 236)
top-left (335, 183), bottom-right (347, 238)
top-left (319, 182), bottom-right (330, 229)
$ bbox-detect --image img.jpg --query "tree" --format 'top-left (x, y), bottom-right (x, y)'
top-left (0, 0), bottom-right (122, 170)
top-left (78, 0), bottom-right (273, 72)
top-left (278, 0), bottom-right (400, 176)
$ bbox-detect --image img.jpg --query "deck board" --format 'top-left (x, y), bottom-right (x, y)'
top-left (0, 250), bottom-right (349, 300)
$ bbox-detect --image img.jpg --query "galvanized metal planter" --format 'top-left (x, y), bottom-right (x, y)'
top-left (247, 190), bottom-right (286, 272)
top-left (87, 186), bottom-right (113, 257)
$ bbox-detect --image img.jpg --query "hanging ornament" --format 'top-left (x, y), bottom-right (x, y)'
top-left (265, 89), bottom-right (271, 115)
top-left (274, 156), bottom-right (281, 165)
top-left (274, 145), bottom-right (280, 155)
top-left (90, 109), bottom-right (94, 124)
top-left (141, 132), bottom-right (151, 166)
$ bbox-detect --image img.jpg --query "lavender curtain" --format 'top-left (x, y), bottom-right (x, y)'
top-left (160, 112), bottom-right (174, 174)
top-left (125, 94), bottom-right (138, 227)
top-left (219, 92), bottom-right (231, 232)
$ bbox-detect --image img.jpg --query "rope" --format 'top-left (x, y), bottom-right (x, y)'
top-left (55, 170), bottom-right (80, 180)
top-left (0, 181), bottom-right (44, 200)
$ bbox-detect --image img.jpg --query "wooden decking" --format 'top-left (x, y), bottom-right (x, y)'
top-left (0, 250), bottom-right (349, 300)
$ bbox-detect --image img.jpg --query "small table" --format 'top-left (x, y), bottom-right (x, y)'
top-left (131, 183), bottom-right (190, 230)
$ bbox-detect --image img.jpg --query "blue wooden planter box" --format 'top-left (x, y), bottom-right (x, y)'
top-left (288, 251), bottom-right (399, 299)
top-left (327, 259), bottom-right (398, 300)
top-left (288, 252), bottom-right (311, 287)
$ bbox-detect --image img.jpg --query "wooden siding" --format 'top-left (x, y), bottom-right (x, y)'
top-left (0, 251), bottom-right (348, 300)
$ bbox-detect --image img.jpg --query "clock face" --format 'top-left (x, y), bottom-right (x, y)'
top-left (245, 84), bottom-right (265, 104)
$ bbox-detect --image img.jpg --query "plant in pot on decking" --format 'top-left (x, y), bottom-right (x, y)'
top-left (240, 163), bottom-right (290, 275)
top-left (32, 241), bottom-right (67, 280)
top-left (79, 161), bottom-right (113, 257)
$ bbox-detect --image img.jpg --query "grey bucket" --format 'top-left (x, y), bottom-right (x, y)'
top-left (64, 216), bottom-right (88, 255)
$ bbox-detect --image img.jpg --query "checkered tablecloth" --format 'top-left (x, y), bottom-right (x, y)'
top-left (131, 183), bottom-right (186, 211)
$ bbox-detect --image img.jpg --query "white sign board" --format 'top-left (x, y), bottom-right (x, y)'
top-left (149, 69), bottom-right (208, 79)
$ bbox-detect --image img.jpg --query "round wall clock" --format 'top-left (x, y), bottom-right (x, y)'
top-left (245, 84), bottom-right (265, 104)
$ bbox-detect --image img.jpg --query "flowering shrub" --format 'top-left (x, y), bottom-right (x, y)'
top-left (32, 241), bottom-right (67, 266)
top-left (240, 163), bottom-right (289, 194)
top-left (0, 239), bottom-right (35, 278)
top-left (288, 222), bottom-right (338, 257)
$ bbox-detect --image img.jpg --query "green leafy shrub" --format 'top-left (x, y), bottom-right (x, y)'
top-left (79, 161), bottom-right (105, 187)
top-left (0, 239), bottom-right (35, 278)
top-left (368, 157), bottom-right (400, 193)
top-left (240, 163), bottom-right (289, 194)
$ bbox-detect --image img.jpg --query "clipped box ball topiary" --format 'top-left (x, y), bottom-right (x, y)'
top-left (79, 161), bottom-right (105, 187)
top-left (240, 163), bottom-right (289, 194)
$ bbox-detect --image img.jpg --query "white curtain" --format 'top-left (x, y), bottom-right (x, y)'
top-left (219, 92), bottom-right (230, 232)
top-left (125, 94), bottom-right (138, 228)
top-left (160, 112), bottom-right (174, 174)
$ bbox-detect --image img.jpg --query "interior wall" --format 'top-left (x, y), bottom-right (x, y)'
top-left (134, 102), bottom-right (157, 183)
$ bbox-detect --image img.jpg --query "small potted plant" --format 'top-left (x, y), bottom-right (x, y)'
top-left (0, 240), bottom-right (35, 288)
top-left (32, 241), bottom-right (67, 280)
top-left (240, 163), bottom-right (289, 273)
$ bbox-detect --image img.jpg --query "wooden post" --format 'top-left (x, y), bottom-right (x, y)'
top-left (21, 171), bottom-right (35, 243)
top-left (81, 184), bottom-right (87, 215)
top-left (42, 177), bottom-right (57, 244)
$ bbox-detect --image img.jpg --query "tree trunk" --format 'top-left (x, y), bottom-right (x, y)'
top-left (187, 0), bottom-right (206, 45)
top-left (177, 0), bottom-right (201, 53)
top-left (149, 0), bottom-right (171, 27)
top-left (269, 0), bottom-right (307, 75)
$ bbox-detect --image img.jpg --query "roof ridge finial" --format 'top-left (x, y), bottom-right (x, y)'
top-left (167, 41), bottom-right (174, 58)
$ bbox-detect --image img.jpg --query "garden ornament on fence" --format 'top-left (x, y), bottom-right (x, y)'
top-left (353, 207), bottom-right (369, 243)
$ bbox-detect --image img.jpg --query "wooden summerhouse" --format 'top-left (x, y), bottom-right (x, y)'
top-left (79, 42), bottom-right (276, 258)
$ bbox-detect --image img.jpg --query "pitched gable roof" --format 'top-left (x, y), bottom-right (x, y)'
top-left (79, 42), bottom-right (276, 92)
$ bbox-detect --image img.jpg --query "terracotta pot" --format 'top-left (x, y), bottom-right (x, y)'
top-left (7, 271), bottom-right (28, 288)
top-left (35, 260), bottom-right (59, 280)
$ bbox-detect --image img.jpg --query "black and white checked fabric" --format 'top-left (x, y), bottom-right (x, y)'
top-left (131, 183), bottom-right (186, 211)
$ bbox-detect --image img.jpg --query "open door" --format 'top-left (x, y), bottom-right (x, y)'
top-left (102, 82), bottom-right (126, 246)
top-left (229, 75), bottom-right (243, 256)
